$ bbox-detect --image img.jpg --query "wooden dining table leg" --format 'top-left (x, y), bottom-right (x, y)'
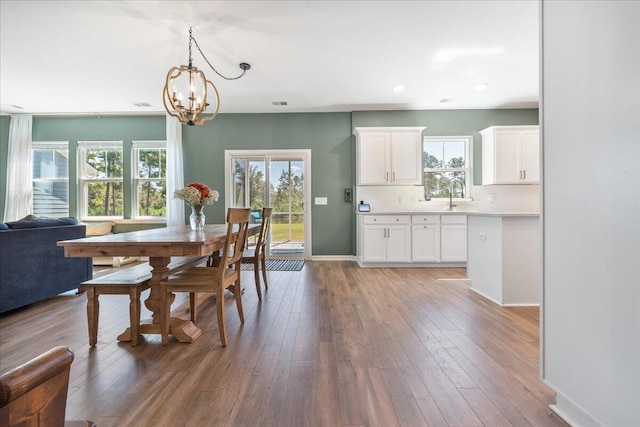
top-left (139, 256), bottom-right (202, 344)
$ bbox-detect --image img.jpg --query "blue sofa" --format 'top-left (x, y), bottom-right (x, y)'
top-left (0, 217), bottom-right (93, 314)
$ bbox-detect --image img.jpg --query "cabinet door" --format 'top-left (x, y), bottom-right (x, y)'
top-left (441, 224), bottom-right (467, 262)
top-left (521, 129), bottom-right (540, 183)
top-left (494, 131), bottom-right (522, 183)
top-left (412, 224), bottom-right (440, 262)
top-left (390, 132), bottom-right (422, 185)
top-left (362, 225), bottom-right (387, 262)
top-left (358, 133), bottom-right (390, 185)
top-left (386, 225), bottom-right (411, 262)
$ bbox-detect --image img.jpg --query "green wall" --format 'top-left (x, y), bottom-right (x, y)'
top-left (182, 113), bottom-right (354, 256)
top-left (0, 108), bottom-right (538, 256)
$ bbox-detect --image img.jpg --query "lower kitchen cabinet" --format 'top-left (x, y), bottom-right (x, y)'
top-left (441, 215), bottom-right (468, 262)
top-left (358, 213), bottom-right (466, 266)
top-left (411, 215), bottom-right (440, 262)
top-left (361, 215), bottom-right (411, 263)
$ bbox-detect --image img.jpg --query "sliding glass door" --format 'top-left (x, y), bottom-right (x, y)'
top-left (227, 150), bottom-right (310, 259)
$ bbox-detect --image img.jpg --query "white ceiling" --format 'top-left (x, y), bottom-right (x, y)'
top-left (0, 0), bottom-right (539, 116)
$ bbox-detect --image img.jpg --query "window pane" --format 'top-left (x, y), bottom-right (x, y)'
top-left (443, 141), bottom-right (466, 168)
top-left (423, 141), bottom-right (443, 168)
top-left (423, 140), bottom-right (466, 169)
top-left (137, 181), bottom-right (167, 216)
top-left (86, 182), bottom-right (124, 216)
top-left (233, 159), bottom-right (246, 206)
top-left (33, 181), bottom-right (69, 217)
top-left (248, 160), bottom-right (266, 211)
top-left (84, 149), bottom-right (123, 178)
top-left (33, 147), bottom-right (69, 217)
top-left (138, 149), bottom-right (166, 179)
top-left (424, 171), bottom-right (467, 199)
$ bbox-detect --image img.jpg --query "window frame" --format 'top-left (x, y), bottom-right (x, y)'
top-left (422, 136), bottom-right (473, 200)
top-left (132, 140), bottom-right (167, 219)
top-left (77, 140), bottom-right (124, 219)
top-left (32, 141), bottom-right (70, 218)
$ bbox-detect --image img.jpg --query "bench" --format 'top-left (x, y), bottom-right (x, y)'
top-left (82, 256), bottom-right (208, 347)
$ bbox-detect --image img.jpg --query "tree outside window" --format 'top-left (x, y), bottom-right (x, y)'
top-left (423, 137), bottom-right (472, 199)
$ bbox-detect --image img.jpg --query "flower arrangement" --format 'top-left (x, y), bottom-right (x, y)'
top-left (174, 182), bottom-right (219, 208)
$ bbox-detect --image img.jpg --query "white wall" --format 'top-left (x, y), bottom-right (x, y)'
top-left (541, 1), bottom-right (639, 426)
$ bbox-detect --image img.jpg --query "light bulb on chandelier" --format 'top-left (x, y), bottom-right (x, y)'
top-left (163, 27), bottom-right (250, 126)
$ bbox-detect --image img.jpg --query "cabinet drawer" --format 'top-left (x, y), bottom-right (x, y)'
top-left (412, 215), bottom-right (440, 225)
top-left (441, 215), bottom-right (467, 224)
top-left (363, 215), bottom-right (410, 225)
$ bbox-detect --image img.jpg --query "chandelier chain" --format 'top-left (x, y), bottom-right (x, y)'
top-left (190, 33), bottom-right (248, 81)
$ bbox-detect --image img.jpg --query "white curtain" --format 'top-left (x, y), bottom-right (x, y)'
top-left (4, 115), bottom-right (33, 222)
top-left (165, 115), bottom-right (185, 226)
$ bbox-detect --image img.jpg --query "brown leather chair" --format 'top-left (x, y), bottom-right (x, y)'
top-left (241, 207), bottom-right (272, 301)
top-left (0, 346), bottom-right (95, 427)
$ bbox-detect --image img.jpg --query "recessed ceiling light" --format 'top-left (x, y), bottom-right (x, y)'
top-left (392, 85), bottom-right (405, 92)
top-left (476, 83), bottom-right (489, 91)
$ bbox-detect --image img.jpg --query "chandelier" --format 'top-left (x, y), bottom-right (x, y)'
top-left (162, 28), bottom-right (250, 126)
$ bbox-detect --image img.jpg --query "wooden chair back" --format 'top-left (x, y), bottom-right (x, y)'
top-left (255, 207), bottom-right (272, 256)
top-left (220, 207), bottom-right (251, 272)
top-left (0, 347), bottom-right (74, 426)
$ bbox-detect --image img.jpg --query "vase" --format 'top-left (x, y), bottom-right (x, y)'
top-left (189, 206), bottom-right (205, 231)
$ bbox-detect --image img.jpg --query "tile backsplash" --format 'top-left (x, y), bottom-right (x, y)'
top-left (356, 184), bottom-right (539, 213)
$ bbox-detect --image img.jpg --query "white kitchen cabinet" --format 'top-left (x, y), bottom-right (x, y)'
top-left (467, 215), bottom-right (540, 305)
top-left (354, 127), bottom-right (425, 185)
top-left (481, 125), bottom-right (539, 185)
top-left (441, 215), bottom-right (468, 262)
top-left (361, 215), bottom-right (411, 263)
top-left (411, 215), bottom-right (440, 262)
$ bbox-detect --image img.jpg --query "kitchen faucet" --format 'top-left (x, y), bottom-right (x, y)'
top-left (449, 178), bottom-right (465, 210)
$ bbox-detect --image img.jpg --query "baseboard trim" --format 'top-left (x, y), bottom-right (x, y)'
top-left (309, 255), bottom-right (356, 261)
top-left (469, 287), bottom-right (503, 305)
top-left (549, 389), bottom-right (604, 427)
top-left (502, 303), bottom-right (540, 307)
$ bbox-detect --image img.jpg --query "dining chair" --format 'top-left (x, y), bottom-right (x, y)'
top-left (160, 208), bottom-right (250, 346)
top-left (241, 207), bottom-right (272, 301)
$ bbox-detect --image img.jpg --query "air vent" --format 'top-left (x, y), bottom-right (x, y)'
top-left (133, 102), bottom-right (152, 107)
top-left (272, 101), bottom-right (288, 106)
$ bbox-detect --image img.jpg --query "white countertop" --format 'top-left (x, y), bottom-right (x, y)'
top-left (356, 210), bottom-right (539, 217)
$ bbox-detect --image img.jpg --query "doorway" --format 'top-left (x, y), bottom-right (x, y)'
top-left (225, 150), bottom-right (311, 260)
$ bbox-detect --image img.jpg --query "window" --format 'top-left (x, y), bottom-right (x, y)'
top-left (423, 136), bottom-right (472, 199)
top-left (32, 142), bottom-right (69, 217)
top-left (78, 141), bottom-right (124, 217)
top-left (133, 141), bottom-right (167, 217)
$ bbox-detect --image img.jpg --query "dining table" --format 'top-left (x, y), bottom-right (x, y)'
top-left (58, 223), bottom-right (260, 344)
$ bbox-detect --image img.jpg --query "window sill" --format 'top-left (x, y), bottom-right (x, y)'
top-left (80, 217), bottom-right (167, 225)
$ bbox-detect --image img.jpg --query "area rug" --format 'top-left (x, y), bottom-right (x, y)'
top-left (241, 259), bottom-right (305, 271)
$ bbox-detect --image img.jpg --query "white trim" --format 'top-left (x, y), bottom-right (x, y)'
top-left (309, 255), bottom-right (356, 261)
top-left (32, 141), bottom-right (68, 150)
top-left (77, 140), bottom-right (122, 150)
top-left (547, 388), bottom-right (605, 427)
top-left (132, 140), bottom-right (166, 149)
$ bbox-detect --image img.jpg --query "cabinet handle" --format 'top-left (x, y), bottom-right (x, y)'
top-left (386, 172), bottom-right (389, 181)
top-left (523, 170), bottom-right (526, 180)
top-left (393, 172), bottom-right (396, 181)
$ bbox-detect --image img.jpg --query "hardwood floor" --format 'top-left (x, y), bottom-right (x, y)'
top-left (0, 262), bottom-right (568, 427)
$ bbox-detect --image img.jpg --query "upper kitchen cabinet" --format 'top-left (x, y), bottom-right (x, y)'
top-left (481, 125), bottom-right (540, 185)
top-left (354, 127), bottom-right (426, 185)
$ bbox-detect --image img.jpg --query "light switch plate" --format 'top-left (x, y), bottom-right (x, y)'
top-left (315, 197), bottom-right (328, 205)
